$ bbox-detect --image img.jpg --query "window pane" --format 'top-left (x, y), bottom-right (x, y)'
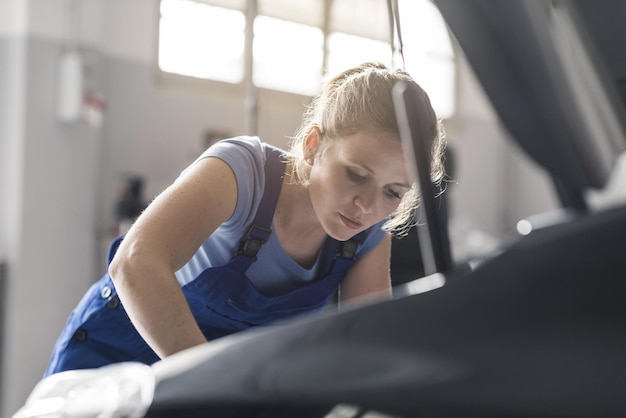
top-left (327, 33), bottom-right (392, 77)
top-left (253, 16), bottom-right (323, 96)
top-left (330, 0), bottom-right (391, 42)
top-left (257, 0), bottom-right (324, 28)
top-left (406, 54), bottom-right (456, 119)
top-left (158, 0), bottom-right (245, 83)
top-left (399, 0), bottom-right (455, 118)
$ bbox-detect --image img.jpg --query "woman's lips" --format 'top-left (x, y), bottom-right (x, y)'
top-left (340, 213), bottom-right (363, 230)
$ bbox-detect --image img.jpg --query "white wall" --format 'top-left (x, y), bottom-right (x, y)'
top-left (0, 40), bottom-right (102, 418)
top-left (0, 0), bottom-right (562, 416)
top-left (0, 2), bottom-right (29, 415)
top-left (0, 0), bottom-right (28, 37)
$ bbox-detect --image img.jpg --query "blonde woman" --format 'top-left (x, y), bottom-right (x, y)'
top-left (45, 62), bottom-right (445, 375)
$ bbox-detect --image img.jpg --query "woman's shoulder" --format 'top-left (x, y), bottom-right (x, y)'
top-left (207, 135), bottom-right (264, 157)
top-left (196, 136), bottom-right (264, 176)
top-left (206, 136), bottom-right (289, 168)
top-left (202, 136), bottom-right (284, 229)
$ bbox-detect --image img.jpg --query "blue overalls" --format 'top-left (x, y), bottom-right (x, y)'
top-left (45, 145), bottom-right (364, 376)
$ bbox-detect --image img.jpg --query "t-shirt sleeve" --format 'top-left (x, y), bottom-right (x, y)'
top-left (183, 136), bottom-right (267, 233)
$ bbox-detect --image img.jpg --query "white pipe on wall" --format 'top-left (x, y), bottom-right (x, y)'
top-left (56, 49), bottom-right (83, 123)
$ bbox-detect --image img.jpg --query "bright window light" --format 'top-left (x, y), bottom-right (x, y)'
top-left (326, 33), bottom-right (392, 78)
top-left (399, 0), bottom-right (456, 119)
top-left (158, 0), bottom-right (245, 83)
top-left (252, 16), bottom-right (323, 96)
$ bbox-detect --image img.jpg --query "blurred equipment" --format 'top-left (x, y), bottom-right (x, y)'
top-left (115, 175), bottom-right (148, 236)
top-left (12, 363), bottom-right (154, 418)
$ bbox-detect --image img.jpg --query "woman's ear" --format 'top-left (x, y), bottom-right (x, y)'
top-left (303, 126), bottom-right (321, 163)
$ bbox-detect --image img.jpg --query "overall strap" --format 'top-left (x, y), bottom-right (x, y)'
top-left (318, 231), bottom-right (367, 278)
top-left (233, 144), bottom-right (286, 271)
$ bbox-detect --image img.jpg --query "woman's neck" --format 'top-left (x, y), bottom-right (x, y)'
top-left (273, 172), bottom-right (327, 268)
top-left (274, 179), bottom-right (322, 237)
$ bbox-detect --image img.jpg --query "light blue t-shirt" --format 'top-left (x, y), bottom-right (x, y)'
top-left (174, 136), bottom-right (386, 295)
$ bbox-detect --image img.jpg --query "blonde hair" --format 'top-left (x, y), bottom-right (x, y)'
top-left (288, 62), bottom-right (446, 237)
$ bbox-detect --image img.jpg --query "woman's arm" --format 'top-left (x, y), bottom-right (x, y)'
top-left (339, 234), bottom-right (393, 306)
top-left (108, 157), bottom-right (237, 359)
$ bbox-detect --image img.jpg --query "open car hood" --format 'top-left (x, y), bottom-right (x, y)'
top-left (436, 0), bottom-right (626, 210)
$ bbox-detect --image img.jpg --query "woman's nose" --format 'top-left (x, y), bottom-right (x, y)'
top-left (354, 188), bottom-right (376, 214)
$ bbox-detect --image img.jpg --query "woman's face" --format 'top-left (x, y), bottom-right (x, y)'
top-left (308, 131), bottom-right (410, 241)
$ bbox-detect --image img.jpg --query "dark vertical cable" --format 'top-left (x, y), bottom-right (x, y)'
top-left (388, 0), bottom-right (405, 70)
top-left (244, 0), bottom-right (258, 135)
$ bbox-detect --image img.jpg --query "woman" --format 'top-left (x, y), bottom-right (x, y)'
top-left (45, 62), bottom-right (445, 376)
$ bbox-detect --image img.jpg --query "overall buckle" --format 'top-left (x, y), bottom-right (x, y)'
top-left (238, 224), bottom-right (272, 258)
top-left (338, 239), bottom-right (359, 260)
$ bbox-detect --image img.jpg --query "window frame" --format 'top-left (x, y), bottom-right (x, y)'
top-left (156, 0), bottom-right (456, 118)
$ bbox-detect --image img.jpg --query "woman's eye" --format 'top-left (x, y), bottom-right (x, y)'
top-left (346, 167), bottom-right (367, 182)
top-left (385, 188), bottom-right (402, 200)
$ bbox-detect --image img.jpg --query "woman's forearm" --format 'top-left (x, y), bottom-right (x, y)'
top-left (108, 253), bottom-right (207, 359)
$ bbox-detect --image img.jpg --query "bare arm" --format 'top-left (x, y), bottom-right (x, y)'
top-left (108, 157), bottom-right (237, 359)
top-left (339, 234), bottom-right (393, 306)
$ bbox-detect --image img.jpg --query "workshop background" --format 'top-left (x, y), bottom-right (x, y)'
top-left (0, 0), bottom-right (577, 416)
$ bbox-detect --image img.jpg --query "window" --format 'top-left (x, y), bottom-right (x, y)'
top-left (326, 33), bottom-right (393, 77)
top-left (158, 0), bottom-right (245, 83)
top-left (252, 16), bottom-right (323, 97)
top-left (157, 0), bottom-right (456, 117)
top-left (326, 0), bottom-right (394, 75)
top-left (398, 0), bottom-right (456, 118)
